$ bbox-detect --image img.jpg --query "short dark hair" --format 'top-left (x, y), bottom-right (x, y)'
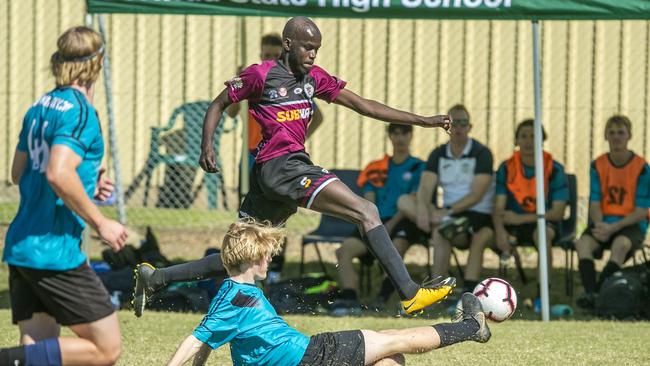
top-left (605, 115), bottom-right (632, 136)
top-left (448, 104), bottom-right (470, 121)
top-left (515, 119), bottom-right (547, 141)
top-left (261, 33), bottom-right (283, 47)
top-left (387, 123), bottom-right (413, 135)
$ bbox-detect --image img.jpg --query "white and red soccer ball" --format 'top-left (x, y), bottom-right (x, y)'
top-left (472, 278), bottom-right (517, 322)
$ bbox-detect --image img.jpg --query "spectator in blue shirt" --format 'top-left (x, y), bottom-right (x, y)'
top-left (333, 124), bottom-right (426, 315)
top-left (492, 120), bottom-right (568, 304)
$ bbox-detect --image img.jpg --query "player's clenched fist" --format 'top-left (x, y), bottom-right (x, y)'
top-left (199, 146), bottom-right (219, 173)
top-left (98, 218), bottom-right (128, 252)
top-left (422, 115), bottom-right (451, 131)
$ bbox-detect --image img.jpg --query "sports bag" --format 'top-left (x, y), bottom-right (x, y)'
top-left (595, 266), bottom-right (649, 319)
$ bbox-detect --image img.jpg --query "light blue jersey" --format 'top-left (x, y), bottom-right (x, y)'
top-left (193, 279), bottom-right (310, 366)
top-left (363, 156), bottom-right (425, 220)
top-left (4, 87), bottom-right (104, 270)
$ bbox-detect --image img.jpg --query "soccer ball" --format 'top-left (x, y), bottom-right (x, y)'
top-left (471, 278), bottom-right (517, 322)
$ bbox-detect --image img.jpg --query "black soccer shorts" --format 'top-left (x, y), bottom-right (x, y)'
top-left (297, 330), bottom-right (365, 366)
top-left (240, 151), bottom-right (339, 225)
top-left (10, 263), bottom-right (114, 326)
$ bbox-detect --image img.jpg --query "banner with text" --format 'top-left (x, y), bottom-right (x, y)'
top-left (86, 0), bottom-right (650, 20)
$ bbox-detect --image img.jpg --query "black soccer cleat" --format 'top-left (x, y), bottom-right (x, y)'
top-left (132, 263), bottom-right (156, 318)
top-left (453, 292), bottom-right (491, 343)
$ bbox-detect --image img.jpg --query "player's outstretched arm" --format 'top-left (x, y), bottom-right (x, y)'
top-left (191, 343), bottom-right (212, 366)
top-left (199, 89), bottom-right (232, 173)
top-left (167, 335), bottom-right (206, 366)
top-left (333, 89), bottom-right (450, 129)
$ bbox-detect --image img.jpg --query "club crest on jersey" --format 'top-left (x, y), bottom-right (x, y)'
top-left (228, 77), bottom-right (243, 89)
top-left (279, 87), bottom-right (287, 97)
top-left (269, 89), bottom-right (279, 99)
top-left (304, 83), bottom-right (314, 98)
top-left (293, 87), bottom-right (303, 95)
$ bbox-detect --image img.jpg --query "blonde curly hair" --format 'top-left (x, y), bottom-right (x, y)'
top-left (221, 219), bottom-right (285, 275)
top-left (50, 26), bottom-right (104, 87)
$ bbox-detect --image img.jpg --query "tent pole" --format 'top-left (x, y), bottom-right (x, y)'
top-left (239, 17), bottom-right (249, 201)
top-left (98, 15), bottom-right (127, 225)
top-left (532, 19), bottom-right (550, 322)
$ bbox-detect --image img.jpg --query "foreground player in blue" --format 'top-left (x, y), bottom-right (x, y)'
top-left (166, 221), bottom-right (490, 366)
top-left (0, 27), bottom-right (127, 365)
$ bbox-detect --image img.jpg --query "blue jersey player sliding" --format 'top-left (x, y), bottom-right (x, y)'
top-left (166, 220), bottom-right (491, 366)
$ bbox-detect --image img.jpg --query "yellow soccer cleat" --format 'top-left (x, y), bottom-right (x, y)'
top-left (401, 277), bottom-right (456, 315)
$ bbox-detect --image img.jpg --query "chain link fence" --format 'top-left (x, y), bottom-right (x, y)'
top-left (2, 1), bottom-right (649, 251)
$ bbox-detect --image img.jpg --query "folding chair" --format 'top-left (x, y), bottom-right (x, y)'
top-left (497, 174), bottom-right (577, 295)
top-left (125, 101), bottom-right (237, 209)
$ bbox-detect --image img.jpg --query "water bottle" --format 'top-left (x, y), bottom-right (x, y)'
top-left (110, 291), bottom-right (122, 310)
top-left (551, 304), bottom-right (574, 317)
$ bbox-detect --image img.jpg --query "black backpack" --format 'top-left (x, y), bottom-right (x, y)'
top-left (595, 266), bottom-right (649, 320)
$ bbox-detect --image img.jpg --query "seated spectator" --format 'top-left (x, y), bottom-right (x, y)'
top-left (399, 104), bottom-right (494, 296)
top-left (492, 119), bottom-right (568, 306)
top-left (576, 115), bottom-right (650, 309)
top-left (333, 123), bottom-right (426, 315)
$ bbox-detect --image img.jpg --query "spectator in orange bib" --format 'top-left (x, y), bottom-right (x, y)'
top-left (492, 119), bottom-right (569, 306)
top-left (576, 115), bottom-right (650, 309)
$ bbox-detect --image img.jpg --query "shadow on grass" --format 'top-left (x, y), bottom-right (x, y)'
top-left (0, 289), bottom-right (11, 310)
top-left (285, 260), bottom-right (600, 321)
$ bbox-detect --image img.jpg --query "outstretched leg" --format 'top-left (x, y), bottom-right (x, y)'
top-left (310, 180), bottom-right (455, 314)
top-left (132, 253), bottom-right (226, 317)
top-left (362, 293), bottom-right (490, 365)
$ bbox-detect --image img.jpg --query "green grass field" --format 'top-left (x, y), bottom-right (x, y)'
top-left (0, 310), bottom-right (646, 365)
top-left (0, 260), bottom-right (648, 365)
top-left (1, 203), bottom-right (648, 365)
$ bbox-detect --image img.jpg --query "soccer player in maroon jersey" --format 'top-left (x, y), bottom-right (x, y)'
top-left (134, 17), bottom-right (455, 317)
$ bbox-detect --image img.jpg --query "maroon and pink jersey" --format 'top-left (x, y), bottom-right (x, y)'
top-left (225, 60), bottom-right (346, 163)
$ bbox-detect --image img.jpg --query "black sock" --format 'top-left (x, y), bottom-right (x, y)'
top-left (578, 259), bottom-right (597, 294)
top-left (365, 226), bottom-right (419, 300)
top-left (378, 277), bottom-right (396, 302)
top-left (597, 261), bottom-right (621, 290)
top-left (152, 253), bottom-right (225, 288)
top-left (0, 345), bottom-right (25, 365)
top-left (463, 280), bottom-right (478, 294)
top-left (432, 318), bottom-right (480, 348)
